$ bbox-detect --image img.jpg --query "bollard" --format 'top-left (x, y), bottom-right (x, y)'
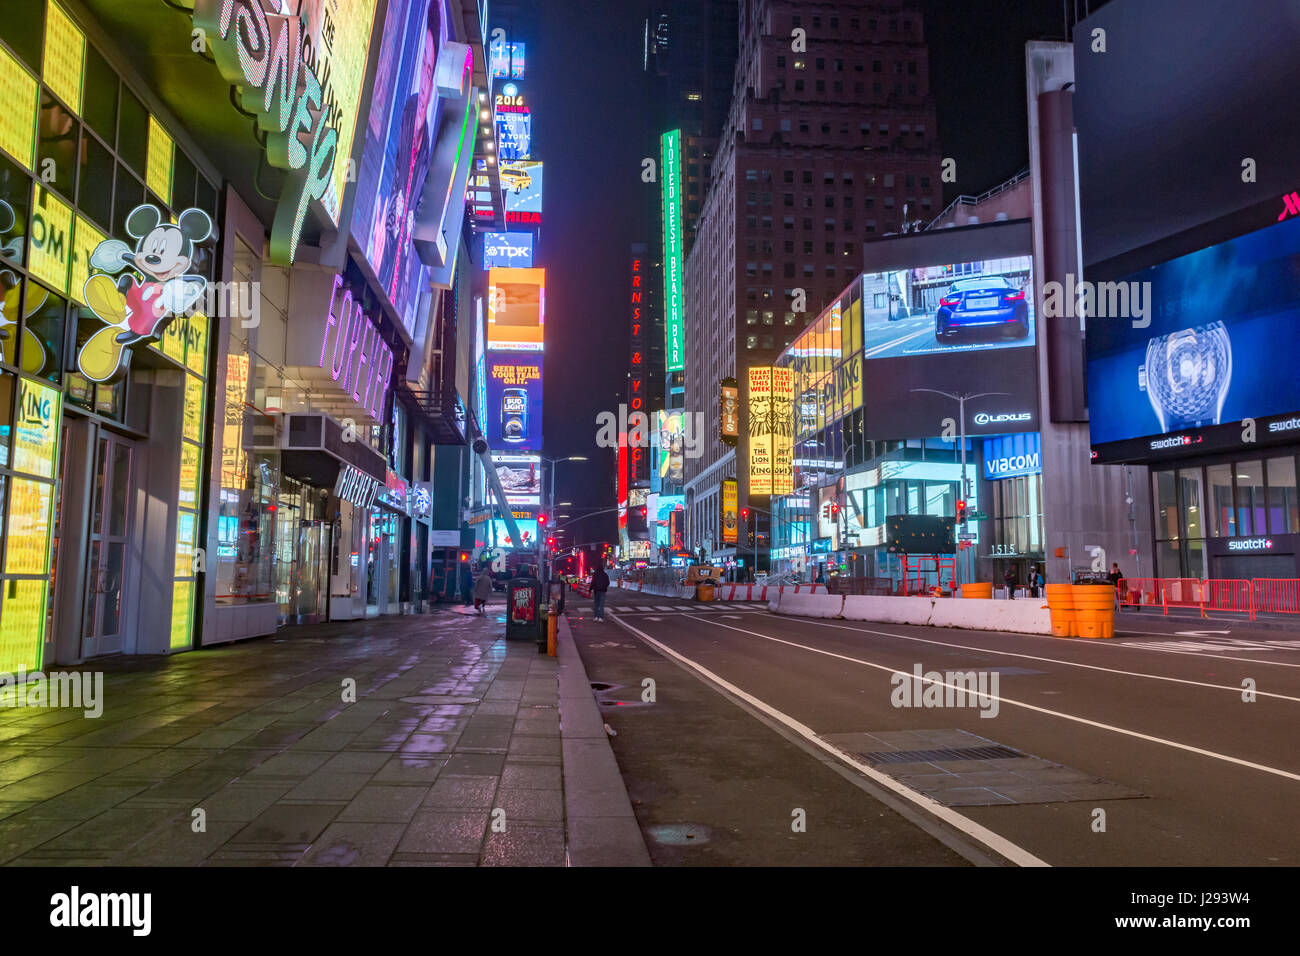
top-left (547, 613), bottom-right (557, 656)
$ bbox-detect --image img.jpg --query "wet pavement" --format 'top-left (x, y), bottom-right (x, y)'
top-left (0, 602), bottom-right (565, 866)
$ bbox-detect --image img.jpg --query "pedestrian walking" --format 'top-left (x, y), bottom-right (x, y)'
top-left (591, 564), bottom-right (611, 621)
top-left (459, 563), bottom-right (473, 605)
top-left (1108, 562), bottom-right (1124, 609)
top-left (472, 567), bottom-right (493, 614)
top-left (1003, 566), bottom-right (1017, 599)
top-left (1033, 566), bottom-right (1045, 598)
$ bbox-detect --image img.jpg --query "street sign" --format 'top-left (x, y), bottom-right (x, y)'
top-left (958, 533), bottom-right (977, 541)
top-left (968, 511), bottom-right (989, 520)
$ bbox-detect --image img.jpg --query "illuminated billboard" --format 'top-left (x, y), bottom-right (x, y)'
top-left (748, 366), bottom-right (795, 496)
top-left (490, 518), bottom-right (538, 549)
top-left (350, 0), bottom-right (451, 334)
top-left (721, 478), bottom-right (738, 545)
top-left (483, 231), bottom-right (534, 268)
top-left (661, 130), bottom-right (684, 372)
top-left (658, 410), bottom-right (684, 484)
top-left (495, 108), bottom-right (531, 162)
top-left (487, 267), bottom-right (544, 351)
top-left (1089, 212), bottom-right (1300, 461)
top-left (486, 354), bottom-right (544, 451)
top-left (501, 160), bottom-right (543, 218)
top-left (493, 453), bottom-right (541, 506)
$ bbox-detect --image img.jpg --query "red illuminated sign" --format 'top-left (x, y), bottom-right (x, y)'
top-left (628, 253), bottom-right (649, 486)
top-left (507, 211), bottom-right (541, 224)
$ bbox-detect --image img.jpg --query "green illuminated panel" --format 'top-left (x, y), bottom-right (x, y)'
top-left (170, 579), bottom-right (192, 650)
top-left (0, 579), bottom-right (48, 672)
top-left (0, 44), bottom-right (38, 169)
top-left (661, 130), bottom-right (684, 373)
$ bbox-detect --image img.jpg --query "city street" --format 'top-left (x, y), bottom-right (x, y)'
top-left (570, 588), bottom-right (1300, 867)
top-left (862, 308), bottom-right (1038, 358)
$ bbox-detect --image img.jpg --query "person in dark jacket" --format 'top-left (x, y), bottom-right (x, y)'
top-left (472, 569), bottom-right (494, 614)
top-left (1108, 562), bottom-right (1124, 608)
top-left (591, 565), bottom-right (611, 620)
top-left (460, 564), bottom-right (473, 605)
top-left (1003, 566), bottom-right (1017, 599)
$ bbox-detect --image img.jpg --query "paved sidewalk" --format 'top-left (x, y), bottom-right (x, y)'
top-left (0, 602), bottom-right (567, 866)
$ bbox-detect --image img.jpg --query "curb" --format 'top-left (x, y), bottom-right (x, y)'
top-left (555, 614), bottom-right (652, 866)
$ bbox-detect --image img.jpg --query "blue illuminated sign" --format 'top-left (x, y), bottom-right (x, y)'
top-left (482, 231), bottom-right (534, 268)
top-left (983, 432), bottom-right (1042, 480)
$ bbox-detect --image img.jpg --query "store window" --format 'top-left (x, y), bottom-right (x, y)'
top-left (1154, 469), bottom-right (1179, 540)
top-left (1266, 456), bottom-right (1297, 534)
top-left (1206, 463), bottom-right (1234, 537)
top-left (1179, 468), bottom-right (1203, 540)
top-left (1235, 460), bottom-right (1264, 535)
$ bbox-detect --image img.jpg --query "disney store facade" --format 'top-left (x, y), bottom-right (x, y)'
top-left (0, 0), bottom-right (224, 671)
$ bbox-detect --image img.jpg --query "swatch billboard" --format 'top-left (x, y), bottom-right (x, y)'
top-left (350, 0), bottom-right (449, 336)
top-left (1088, 211), bottom-right (1300, 460)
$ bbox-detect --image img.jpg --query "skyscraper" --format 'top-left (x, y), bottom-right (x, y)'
top-left (683, 0), bottom-right (943, 562)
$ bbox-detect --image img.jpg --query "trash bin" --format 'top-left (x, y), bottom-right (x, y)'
top-left (1071, 584), bottom-right (1115, 638)
top-left (696, 582), bottom-right (715, 602)
top-left (506, 578), bottom-right (541, 641)
top-left (1045, 583), bottom-right (1076, 638)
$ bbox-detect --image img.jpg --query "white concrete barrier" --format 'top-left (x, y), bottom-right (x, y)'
top-left (841, 595), bottom-right (935, 626)
top-left (770, 591), bottom-right (845, 618)
top-left (928, 599), bottom-right (1053, 635)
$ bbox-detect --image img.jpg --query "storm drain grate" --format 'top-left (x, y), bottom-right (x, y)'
top-left (858, 744), bottom-right (1023, 765)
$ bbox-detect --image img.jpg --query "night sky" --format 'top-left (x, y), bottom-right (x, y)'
top-left (529, 0), bottom-right (1091, 548)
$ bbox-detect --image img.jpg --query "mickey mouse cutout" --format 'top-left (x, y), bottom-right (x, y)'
top-left (76, 204), bottom-right (213, 383)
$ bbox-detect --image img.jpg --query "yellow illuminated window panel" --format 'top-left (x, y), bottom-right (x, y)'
top-left (13, 377), bottom-right (61, 479)
top-left (146, 116), bottom-right (173, 205)
top-left (183, 374), bottom-right (204, 441)
top-left (178, 441), bottom-right (200, 508)
top-left (44, 0), bottom-right (85, 115)
top-left (0, 579), bottom-right (48, 672)
top-left (28, 186), bottom-right (72, 294)
top-left (170, 580), bottom-right (193, 649)
top-left (174, 509), bottom-right (196, 577)
top-left (0, 45), bottom-right (38, 170)
top-left (185, 312), bottom-right (208, 375)
top-left (5, 477), bottom-right (54, 575)
top-left (69, 215), bottom-right (106, 306)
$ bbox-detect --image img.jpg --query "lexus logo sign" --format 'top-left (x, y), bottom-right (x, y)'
top-left (974, 411), bottom-right (1032, 426)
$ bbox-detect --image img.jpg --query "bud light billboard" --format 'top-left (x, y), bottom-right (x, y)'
top-left (1087, 212), bottom-right (1300, 459)
top-left (483, 232), bottom-right (534, 268)
top-left (486, 354), bottom-right (543, 451)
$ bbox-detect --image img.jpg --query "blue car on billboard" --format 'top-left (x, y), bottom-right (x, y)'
top-left (934, 276), bottom-right (1029, 340)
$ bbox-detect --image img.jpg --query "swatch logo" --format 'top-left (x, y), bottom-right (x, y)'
top-left (1228, 538), bottom-right (1273, 551)
top-left (1280, 191), bottom-right (1300, 222)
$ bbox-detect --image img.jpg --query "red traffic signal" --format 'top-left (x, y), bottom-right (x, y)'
top-left (547, 537), bottom-right (556, 548)
top-left (955, 500), bottom-right (967, 524)
top-left (459, 551), bottom-right (469, 562)
top-left (538, 514), bottom-right (547, 526)
top-left (741, 507), bottom-right (749, 521)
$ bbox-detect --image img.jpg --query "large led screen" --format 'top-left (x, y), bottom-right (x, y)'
top-left (492, 453), bottom-right (541, 506)
top-left (489, 518), bottom-right (538, 549)
top-left (501, 160), bottom-right (543, 216)
top-left (487, 267), bottom-right (544, 351)
top-left (486, 353), bottom-right (543, 451)
top-left (495, 109), bottom-right (531, 162)
top-left (1088, 212), bottom-right (1300, 449)
top-left (861, 256), bottom-right (1035, 359)
top-left (350, 0), bottom-right (449, 335)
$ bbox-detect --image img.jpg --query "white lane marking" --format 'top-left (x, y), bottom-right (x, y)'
top-left (655, 605), bottom-right (676, 611)
top-left (609, 614), bottom-right (1048, 868)
top-left (750, 618), bottom-right (1300, 703)
top-left (690, 616), bottom-right (1300, 783)
top-left (637, 605), bottom-right (658, 612)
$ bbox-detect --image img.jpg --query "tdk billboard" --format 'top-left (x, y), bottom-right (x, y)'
top-left (483, 231), bottom-right (535, 268)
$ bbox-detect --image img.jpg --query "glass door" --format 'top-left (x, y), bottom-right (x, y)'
top-left (81, 433), bottom-right (133, 659)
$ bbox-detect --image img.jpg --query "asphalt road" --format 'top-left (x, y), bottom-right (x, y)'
top-left (570, 589), bottom-right (1300, 866)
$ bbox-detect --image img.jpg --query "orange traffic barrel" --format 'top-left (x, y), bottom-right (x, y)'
top-left (1045, 583), bottom-right (1076, 637)
top-left (961, 582), bottom-right (993, 599)
top-left (1071, 584), bottom-right (1116, 638)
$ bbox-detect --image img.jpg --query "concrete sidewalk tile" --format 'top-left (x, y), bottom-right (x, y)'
top-left (442, 752), bottom-right (505, 776)
top-left (566, 817), bottom-right (653, 867)
top-left (282, 770), bottom-right (373, 802)
top-left (372, 756), bottom-right (448, 785)
top-left (480, 823), bottom-right (565, 866)
top-left (562, 788), bottom-right (638, 820)
top-left (422, 775), bottom-right (497, 809)
top-left (397, 810), bottom-right (489, 854)
top-left (297, 822), bottom-right (406, 866)
top-left (339, 785), bottom-right (428, 823)
top-left (232, 803), bottom-right (342, 844)
top-left (492, 788), bottom-right (563, 823)
top-left (196, 785), bottom-right (293, 822)
top-left (500, 763), bottom-right (562, 790)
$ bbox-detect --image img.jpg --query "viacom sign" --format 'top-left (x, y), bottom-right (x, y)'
top-left (983, 432), bottom-right (1042, 480)
top-left (482, 232), bottom-right (534, 269)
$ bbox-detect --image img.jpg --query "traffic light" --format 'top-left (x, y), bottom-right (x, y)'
top-left (538, 513), bottom-right (547, 526)
top-left (741, 507), bottom-right (749, 521)
top-left (955, 500), bottom-right (967, 524)
top-left (459, 551), bottom-right (469, 562)
top-left (547, 537), bottom-right (556, 548)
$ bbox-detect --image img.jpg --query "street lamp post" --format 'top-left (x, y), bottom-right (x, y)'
top-left (540, 456), bottom-right (587, 586)
top-left (908, 389), bottom-right (1008, 587)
